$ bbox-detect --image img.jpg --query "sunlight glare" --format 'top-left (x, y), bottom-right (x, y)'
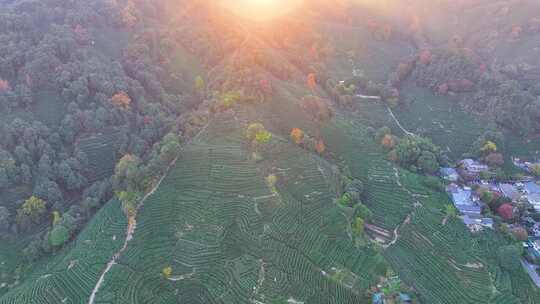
top-left (219, 0), bottom-right (303, 21)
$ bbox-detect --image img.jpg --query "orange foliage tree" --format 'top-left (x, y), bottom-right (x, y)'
top-left (315, 139), bottom-right (326, 154)
top-left (381, 134), bottom-right (396, 149)
top-left (111, 91), bottom-right (131, 108)
top-left (0, 79), bottom-right (10, 92)
top-left (306, 73), bottom-right (317, 91)
top-left (122, 1), bottom-right (137, 28)
top-left (290, 128), bottom-right (304, 145)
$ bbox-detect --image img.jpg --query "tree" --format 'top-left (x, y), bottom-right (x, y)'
top-left (246, 123), bottom-right (266, 142)
top-left (381, 134), bottom-right (396, 150)
top-left (306, 73), bottom-right (317, 91)
top-left (116, 191), bottom-right (140, 217)
top-left (159, 133), bottom-right (181, 164)
top-left (480, 141), bottom-right (497, 155)
top-left (0, 206), bottom-right (10, 231)
top-left (375, 126), bottom-right (391, 143)
top-left (480, 191), bottom-right (494, 204)
top-left (498, 204), bottom-right (514, 221)
top-left (16, 196), bottom-right (47, 230)
top-left (122, 0), bottom-right (138, 27)
top-left (162, 266), bottom-right (173, 279)
top-left (485, 153), bottom-right (504, 167)
top-left (315, 139), bottom-right (326, 154)
top-left (497, 245), bottom-right (521, 271)
top-left (290, 128), bottom-right (304, 145)
top-left (512, 227), bottom-right (528, 241)
top-left (355, 203), bottom-right (372, 222)
top-left (246, 123), bottom-right (272, 146)
top-left (445, 205), bottom-right (457, 218)
top-left (255, 131), bottom-right (272, 145)
top-left (530, 164), bottom-right (540, 177)
top-left (110, 91), bottom-right (131, 108)
top-left (52, 211), bottom-right (61, 226)
top-left (0, 79), bottom-right (10, 92)
top-left (49, 225), bottom-right (70, 247)
top-left (354, 217), bottom-right (365, 235)
top-left (114, 154), bottom-right (142, 191)
top-left (195, 76), bottom-right (205, 91)
top-left (417, 151), bottom-right (439, 174)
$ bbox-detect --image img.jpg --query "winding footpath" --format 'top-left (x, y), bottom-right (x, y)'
top-left (87, 123), bottom-right (209, 304)
top-left (387, 106), bottom-right (415, 137)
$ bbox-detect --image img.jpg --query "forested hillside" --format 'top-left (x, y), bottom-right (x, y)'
top-left (1, 0), bottom-right (540, 303)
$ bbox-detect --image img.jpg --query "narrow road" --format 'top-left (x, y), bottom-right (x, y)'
top-left (87, 123), bottom-right (209, 304)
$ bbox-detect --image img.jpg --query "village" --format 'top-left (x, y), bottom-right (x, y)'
top-left (441, 157), bottom-right (540, 287)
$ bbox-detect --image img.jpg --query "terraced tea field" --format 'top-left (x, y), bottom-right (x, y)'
top-left (91, 116), bottom-right (379, 303)
top-left (395, 84), bottom-right (487, 160)
top-left (0, 200), bottom-right (127, 304)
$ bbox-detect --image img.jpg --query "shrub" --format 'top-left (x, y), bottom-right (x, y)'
top-left (49, 225), bottom-right (70, 247)
top-left (497, 245), bottom-right (522, 272)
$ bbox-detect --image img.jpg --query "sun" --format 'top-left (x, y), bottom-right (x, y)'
top-left (219, 0), bottom-right (303, 21)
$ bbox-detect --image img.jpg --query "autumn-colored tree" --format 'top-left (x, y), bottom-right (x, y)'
top-left (315, 139), bottom-right (326, 154)
top-left (306, 73), bottom-right (317, 91)
top-left (512, 227), bottom-right (528, 241)
top-left (381, 25), bottom-right (392, 40)
top-left (246, 123), bottom-right (272, 146)
top-left (16, 196), bottom-right (47, 226)
top-left (195, 76), bottom-right (205, 91)
top-left (480, 141), bottom-right (497, 154)
top-left (246, 123), bottom-right (266, 142)
top-left (73, 24), bottom-right (89, 43)
top-left (0, 79), bottom-right (10, 92)
top-left (52, 210), bottom-right (62, 226)
top-left (510, 25), bottom-right (522, 39)
top-left (381, 134), bottom-right (396, 149)
top-left (290, 128), bottom-right (304, 145)
top-left (266, 174), bottom-right (277, 193)
top-left (162, 266), bottom-right (173, 279)
top-left (122, 1), bottom-right (137, 28)
top-left (419, 49), bottom-right (432, 65)
top-left (111, 91), bottom-right (131, 108)
top-left (459, 79), bottom-right (474, 92)
top-left (438, 83), bottom-right (449, 95)
top-left (259, 79), bottom-right (272, 94)
top-left (498, 204), bottom-right (514, 221)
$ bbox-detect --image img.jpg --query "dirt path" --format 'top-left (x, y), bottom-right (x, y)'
top-left (87, 124), bottom-right (209, 304)
top-left (382, 168), bottom-right (421, 249)
top-left (387, 106), bottom-right (415, 137)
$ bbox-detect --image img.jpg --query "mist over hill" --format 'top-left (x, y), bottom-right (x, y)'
top-left (1, 1), bottom-right (540, 303)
